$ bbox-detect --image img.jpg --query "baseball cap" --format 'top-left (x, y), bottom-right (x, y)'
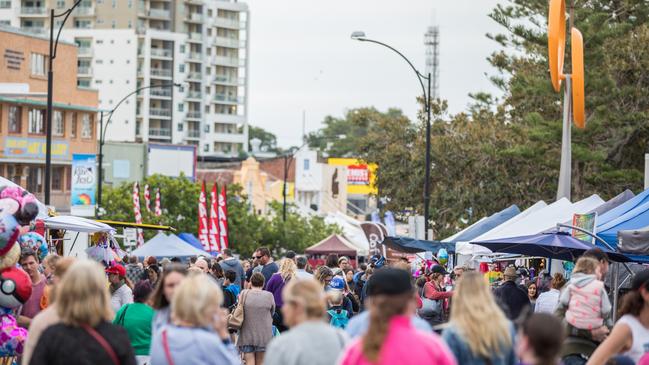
top-left (285, 251), bottom-right (296, 260)
top-left (105, 265), bottom-right (126, 277)
top-left (366, 267), bottom-right (413, 296)
top-left (632, 269), bottom-right (649, 291)
top-left (329, 276), bottom-right (345, 291)
top-left (430, 265), bottom-right (448, 276)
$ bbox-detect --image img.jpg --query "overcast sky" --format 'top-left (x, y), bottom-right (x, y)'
top-left (245, 0), bottom-right (503, 148)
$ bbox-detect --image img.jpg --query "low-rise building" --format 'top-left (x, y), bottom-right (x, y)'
top-left (0, 27), bottom-right (98, 212)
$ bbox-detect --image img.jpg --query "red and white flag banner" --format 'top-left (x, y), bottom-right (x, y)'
top-left (209, 183), bottom-right (220, 252)
top-left (218, 185), bottom-right (229, 250)
top-left (198, 181), bottom-right (211, 251)
top-left (132, 182), bottom-right (144, 246)
top-left (154, 188), bottom-right (162, 217)
top-left (144, 184), bottom-right (151, 212)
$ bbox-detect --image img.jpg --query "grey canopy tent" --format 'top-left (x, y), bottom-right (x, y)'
top-left (131, 232), bottom-right (212, 259)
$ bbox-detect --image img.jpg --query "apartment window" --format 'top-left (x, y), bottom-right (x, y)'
top-left (179, 64), bottom-right (185, 73)
top-left (127, 0), bottom-right (131, 7)
top-left (204, 105), bottom-right (209, 113)
top-left (30, 53), bottom-right (46, 76)
top-left (8, 106), bottom-right (21, 133)
top-left (177, 123), bottom-right (183, 132)
top-left (26, 166), bottom-right (43, 193)
top-left (28, 109), bottom-right (45, 134)
top-left (96, 59), bottom-right (103, 64)
top-left (0, 1), bottom-right (11, 9)
top-left (56, 0), bottom-right (64, 7)
top-left (304, 159), bottom-right (310, 171)
top-left (179, 45), bottom-right (185, 53)
top-left (111, 20), bottom-right (116, 29)
top-left (204, 124), bottom-right (209, 133)
top-left (0, 20), bottom-right (9, 26)
top-left (70, 113), bottom-right (77, 138)
top-left (178, 103), bottom-right (184, 112)
top-left (81, 113), bottom-right (92, 138)
top-left (52, 166), bottom-right (64, 191)
top-left (128, 20), bottom-right (132, 28)
top-left (208, 9), bottom-right (212, 17)
top-left (203, 144), bottom-right (209, 152)
top-left (77, 79), bottom-right (90, 88)
top-left (75, 20), bottom-right (92, 29)
top-left (53, 110), bottom-right (65, 136)
top-left (96, 39), bottom-right (103, 44)
top-left (95, 80), bottom-right (102, 84)
top-left (207, 29), bottom-right (212, 37)
top-left (111, 0), bottom-right (115, 7)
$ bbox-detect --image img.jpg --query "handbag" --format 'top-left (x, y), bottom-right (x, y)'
top-left (82, 324), bottom-right (120, 365)
top-left (227, 289), bottom-right (249, 330)
top-left (417, 285), bottom-right (442, 319)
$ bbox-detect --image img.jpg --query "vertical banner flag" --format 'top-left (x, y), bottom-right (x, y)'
top-left (572, 212), bottom-right (598, 244)
top-left (154, 188), bottom-right (162, 217)
top-left (209, 183), bottom-right (220, 252)
top-left (144, 184), bottom-right (151, 212)
top-left (198, 181), bottom-right (211, 251)
top-left (71, 154), bottom-right (97, 216)
top-left (132, 182), bottom-right (144, 246)
top-left (218, 185), bottom-right (229, 249)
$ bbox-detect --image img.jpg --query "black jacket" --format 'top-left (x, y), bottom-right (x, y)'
top-left (493, 280), bottom-right (531, 320)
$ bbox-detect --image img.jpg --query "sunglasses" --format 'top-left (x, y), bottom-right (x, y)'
top-left (254, 256), bottom-right (263, 259)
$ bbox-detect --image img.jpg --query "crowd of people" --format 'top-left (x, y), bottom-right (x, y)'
top-left (10, 245), bottom-right (649, 365)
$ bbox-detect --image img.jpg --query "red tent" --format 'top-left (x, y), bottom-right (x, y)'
top-left (305, 234), bottom-right (358, 257)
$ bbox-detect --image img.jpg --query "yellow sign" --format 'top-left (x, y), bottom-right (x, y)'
top-left (328, 158), bottom-right (377, 195)
top-left (4, 137), bottom-right (69, 159)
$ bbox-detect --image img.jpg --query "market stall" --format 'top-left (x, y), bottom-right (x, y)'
top-left (131, 232), bottom-right (212, 259)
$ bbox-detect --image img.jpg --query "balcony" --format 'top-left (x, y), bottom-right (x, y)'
top-left (187, 52), bottom-right (202, 61)
top-left (186, 129), bottom-right (201, 138)
top-left (213, 36), bottom-right (244, 49)
top-left (187, 72), bottom-right (202, 80)
top-left (21, 6), bottom-right (47, 15)
top-left (213, 74), bottom-right (244, 85)
top-left (213, 93), bottom-right (243, 104)
top-left (150, 48), bottom-right (172, 58)
top-left (148, 8), bottom-right (170, 18)
top-left (77, 66), bottom-right (92, 76)
top-left (188, 12), bottom-right (203, 22)
top-left (77, 47), bottom-right (93, 57)
top-left (149, 108), bottom-right (172, 117)
top-left (186, 111), bottom-right (201, 119)
top-left (150, 88), bottom-right (172, 98)
top-left (214, 17), bottom-right (243, 29)
top-left (149, 128), bottom-right (172, 137)
top-left (76, 6), bottom-right (94, 16)
top-left (187, 32), bottom-right (202, 42)
top-left (186, 91), bottom-right (202, 100)
top-left (150, 68), bottom-right (172, 78)
top-left (212, 56), bottom-right (244, 67)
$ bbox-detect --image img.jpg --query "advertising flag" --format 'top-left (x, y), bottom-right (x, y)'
top-left (132, 182), bottom-right (144, 246)
top-left (198, 182), bottom-right (211, 251)
top-left (144, 184), bottom-right (151, 212)
top-left (154, 188), bottom-right (162, 217)
top-left (572, 212), bottom-right (598, 244)
top-left (209, 183), bottom-right (220, 252)
top-left (218, 185), bottom-right (229, 249)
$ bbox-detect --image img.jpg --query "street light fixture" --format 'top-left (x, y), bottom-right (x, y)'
top-left (44, 0), bottom-right (82, 205)
top-left (95, 83), bottom-right (182, 216)
top-left (350, 31), bottom-right (433, 240)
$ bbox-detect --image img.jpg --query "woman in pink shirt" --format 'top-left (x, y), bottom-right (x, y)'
top-left (339, 268), bottom-right (457, 365)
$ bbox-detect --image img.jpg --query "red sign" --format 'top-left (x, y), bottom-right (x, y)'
top-left (218, 185), bottom-right (229, 249)
top-left (198, 182), bottom-right (211, 251)
top-left (209, 183), bottom-right (220, 252)
top-left (348, 164), bottom-right (370, 185)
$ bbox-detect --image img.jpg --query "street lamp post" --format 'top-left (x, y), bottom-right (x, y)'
top-left (96, 83), bottom-right (181, 216)
top-left (351, 31), bottom-right (433, 239)
top-left (44, 0), bottom-right (82, 205)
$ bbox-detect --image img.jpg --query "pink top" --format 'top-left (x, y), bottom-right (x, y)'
top-left (339, 315), bottom-right (457, 365)
top-left (565, 279), bottom-right (605, 330)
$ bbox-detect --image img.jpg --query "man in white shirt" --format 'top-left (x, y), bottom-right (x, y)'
top-left (295, 256), bottom-right (313, 280)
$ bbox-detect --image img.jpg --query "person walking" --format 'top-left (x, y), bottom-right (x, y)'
top-left (315, 266), bottom-right (335, 289)
top-left (264, 279), bottom-right (349, 365)
top-left (587, 269), bottom-right (649, 364)
top-left (237, 272), bottom-right (275, 365)
top-left (150, 263), bottom-right (187, 335)
top-left (326, 254), bottom-right (342, 276)
top-left (107, 264), bottom-right (134, 313)
top-left (493, 266), bottom-right (530, 320)
top-left (29, 260), bottom-right (136, 365)
top-left (149, 274), bottom-right (239, 365)
top-left (339, 268), bottom-right (456, 365)
top-left (266, 259), bottom-right (297, 331)
top-left (126, 256), bottom-right (145, 284)
top-left (295, 256), bottom-right (313, 280)
top-left (23, 257), bottom-right (75, 365)
top-left (442, 271), bottom-right (516, 365)
top-left (422, 265), bottom-right (453, 326)
top-left (534, 273), bottom-right (566, 314)
top-left (253, 247), bottom-right (279, 285)
top-left (114, 280), bottom-right (155, 365)
top-left (18, 249), bottom-right (47, 327)
top-left (516, 313), bottom-right (565, 365)
top-left (219, 248), bottom-right (245, 288)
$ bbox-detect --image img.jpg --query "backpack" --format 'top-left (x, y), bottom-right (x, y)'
top-left (327, 309), bottom-right (349, 329)
top-left (222, 287), bottom-right (237, 312)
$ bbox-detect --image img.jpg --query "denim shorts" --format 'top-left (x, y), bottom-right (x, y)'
top-left (239, 345), bottom-right (265, 353)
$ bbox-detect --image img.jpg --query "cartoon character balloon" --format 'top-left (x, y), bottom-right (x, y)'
top-left (18, 232), bottom-right (47, 261)
top-left (0, 267), bottom-right (32, 356)
top-left (437, 248), bottom-right (449, 265)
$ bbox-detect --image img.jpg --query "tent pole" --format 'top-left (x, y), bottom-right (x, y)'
top-left (68, 232), bottom-right (79, 256)
top-left (612, 262), bottom-right (619, 322)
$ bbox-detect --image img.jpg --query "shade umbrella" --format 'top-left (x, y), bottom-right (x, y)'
top-left (471, 231), bottom-right (630, 262)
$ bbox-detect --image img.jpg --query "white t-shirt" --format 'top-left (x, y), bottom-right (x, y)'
top-left (618, 314), bottom-right (649, 363)
top-left (535, 288), bottom-right (560, 314)
top-left (110, 283), bottom-right (133, 313)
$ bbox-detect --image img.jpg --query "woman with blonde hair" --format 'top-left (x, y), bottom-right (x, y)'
top-left (264, 279), bottom-right (349, 365)
top-left (442, 271), bottom-right (516, 365)
top-left (29, 260), bottom-right (136, 365)
top-left (315, 266), bottom-right (334, 288)
top-left (266, 258), bottom-right (297, 331)
top-left (149, 273), bottom-right (238, 365)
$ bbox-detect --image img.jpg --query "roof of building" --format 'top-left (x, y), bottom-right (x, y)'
top-left (0, 96), bottom-right (100, 112)
top-left (0, 25), bottom-right (76, 46)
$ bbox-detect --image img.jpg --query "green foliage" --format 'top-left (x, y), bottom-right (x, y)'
top-left (247, 125), bottom-right (281, 153)
top-left (99, 175), bottom-right (339, 257)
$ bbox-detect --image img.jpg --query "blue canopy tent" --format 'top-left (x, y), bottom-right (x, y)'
top-left (178, 233), bottom-right (204, 250)
top-left (471, 231), bottom-right (630, 262)
top-left (381, 236), bottom-right (455, 254)
top-left (595, 199), bottom-right (649, 263)
top-left (598, 188), bottom-right (649, 228)
top-left (131, 232), bottom-right (212, 259)
top-left (451, 204), bottom-right (520, 244)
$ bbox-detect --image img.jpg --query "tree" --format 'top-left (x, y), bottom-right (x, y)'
top-left (247, 125), bottom-right (281, 153)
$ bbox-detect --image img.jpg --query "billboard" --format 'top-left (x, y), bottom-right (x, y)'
top-left (147, 143), bottom-right (196, 180)
top-left (4, 137), bottom-right (69, 160)
top-left (327, 158), bottom-right (377, 195)
top-left (71, 154), bottom-right (96, 216)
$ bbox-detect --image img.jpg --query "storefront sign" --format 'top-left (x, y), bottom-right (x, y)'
top-left (71, 154), bottom-right (96, 207)
top-left (4, 137), bottom-right (69, 159)
top-left (3, 49), bottom-right (24, 70)
top-left (347, 164), bottom-right (370, 185)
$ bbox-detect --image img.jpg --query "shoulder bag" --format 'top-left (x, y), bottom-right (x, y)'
top-left (82, 324), bottom-right (120, 365)
top-left (227, 289), bottom-right (250, 330)
top-left (417, 284), bottom-right (442, 320)
top-left (162, 329), bottom-right (175, 365)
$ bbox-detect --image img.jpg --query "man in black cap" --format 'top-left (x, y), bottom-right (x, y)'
top-left (345, 267), bottom-right (432, 338)
top-left (493, 266), bottom-right (530, 320)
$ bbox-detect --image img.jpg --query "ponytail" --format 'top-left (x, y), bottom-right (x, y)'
top-left (362, 293), bottom-right (410, 362)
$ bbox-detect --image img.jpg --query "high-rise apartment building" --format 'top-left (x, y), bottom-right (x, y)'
top-left (0, 0), bottom-right (249, 158)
